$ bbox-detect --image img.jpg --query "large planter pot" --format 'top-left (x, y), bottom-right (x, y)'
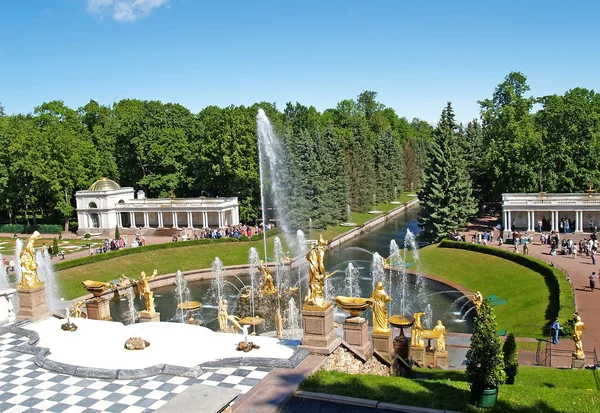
top-left (471, 387), bottom-right (499, 408)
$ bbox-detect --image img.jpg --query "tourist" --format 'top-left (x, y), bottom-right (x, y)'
top-left (589, 272), bottom-right (597, 291)
top-left (572, 244), bottom-right (578, 259)
top-left (592, 248), bottom-right (597, 265)
top-left (551, 318), bottom-right (561, 345)
top-left (89, 247), bottom-right (93, 256)
top-left (523, 242), bottom-right (529, 255)
top-left (60, 250), bottom-right (65, 260)
top-left (8, 259), bottom-right (15, 272)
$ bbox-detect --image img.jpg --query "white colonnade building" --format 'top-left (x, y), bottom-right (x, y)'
top-left (502, 192), bottom-right (600, 234)
top-left (75, 178), bottom-right (240, 235)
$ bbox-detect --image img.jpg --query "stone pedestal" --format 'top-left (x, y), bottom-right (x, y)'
top-left (300, 302), bottom-right (341, 354)
top-left (424, 347), bottom-right (436, 366)
top-left (372, 330), bottom-right (394, 363)
top-left (17, 285), bottom-right (50, 321)
top-left (411, 344), bottom-right (425, 365)
top-left (571, 357), bottom-right (585, 369)
top-left (435, 351), bottom-right (448, 368)
top-left (342, 318), bottom-right (372, 358)
top-left (86, 297), bottom-right (112, 321)
top-left (139, 310), bottom-right (160, 323)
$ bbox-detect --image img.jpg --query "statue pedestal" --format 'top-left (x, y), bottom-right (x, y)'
top-left (139, 310), bottom-right (160, 323)
top-left (571, 357), bottom-right (585, 369)
top-left (372, 330), bottom-right (394, 363)
top-left (86, 297), bottom-right (112, 321)
top-left (17, 285), bottom-right (50, 321)
top-left (424, 347), bottom-right (436, 367)
top-left (410, 344), bottom-right (425, 365)
top-left (343, 318), bottom-right (372, 358)
top-left (435, 351), bottom-right (448, 368)
top-left (300, 302), bottom-right (340, 355)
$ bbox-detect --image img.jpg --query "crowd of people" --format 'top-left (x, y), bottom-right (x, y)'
top-left (170, 223), bottom-right (275, 242)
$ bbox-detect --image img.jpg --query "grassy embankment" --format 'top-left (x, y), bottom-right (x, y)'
top-left (301, 367), bottom-right (598, 413)
top-left (56, 193), bottom-right (418, 300)
top-left (417, 244), bottom-right (574, 337)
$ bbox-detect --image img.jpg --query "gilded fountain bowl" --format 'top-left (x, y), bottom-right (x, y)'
top-left (334, 296), bottom-right (373, 317)
top-left (81, 280), bottom-right (113, 298)
top-left (388, 314), bottom-right (415, 329)
top-left (177, 301), bottom-right (202, 311)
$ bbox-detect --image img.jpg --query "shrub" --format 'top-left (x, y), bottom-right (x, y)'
top-left (52, 238), bottom-right (59, 255)
top-left (0, 224), bottom-right (64, 234)
top-left (466, 299), bottom-right (506, 390)
top-left (115, 225), bottom-right (120, 241)
top-left (502, 332), bottom-right (519, 384)
top-left (0, 224), bottom-right (24, 234)
top-left (68, 221), bottom-right (78, 233)
top-left (84, 233), bottom-right (91, 239)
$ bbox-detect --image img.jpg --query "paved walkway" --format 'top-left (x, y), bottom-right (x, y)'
top-left (464, 217), bottom-right (599, 363)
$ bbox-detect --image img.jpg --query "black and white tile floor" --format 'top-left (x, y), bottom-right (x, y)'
top-left (0, 332), bottom-right (270, 412)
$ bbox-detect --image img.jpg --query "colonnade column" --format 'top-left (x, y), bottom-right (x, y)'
top-left (187, 212), bottom-right (193, 228)
top-left (576, 210), bottom-right (583, 233)
top-left (507, 211), bottom-right (512, 231)
top-left (203, 212), bottom-right (208, 228)
top-left (117, 213), bottom-right (122, 227)
top-left (158, 212), bottom-right (163, 228)
top-left (130, 212), bottom-right (136, 228)
top-left (527, 210), bottom-right (531, 232)
top-left (173, 212), bottom-right (179, 229)
top-left (551, 210), bottom-right (555, 232)
top-left (143, 212), bottom-right (149, 228)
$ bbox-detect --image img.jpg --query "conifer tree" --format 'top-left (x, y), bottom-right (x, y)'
top-left (347, 120), bottom-right (376, 212)
top-left (418, 102), bottom-right (476, 241)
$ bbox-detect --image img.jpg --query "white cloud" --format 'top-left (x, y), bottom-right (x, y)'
top-left (86, 0), bottom-right (169, 22)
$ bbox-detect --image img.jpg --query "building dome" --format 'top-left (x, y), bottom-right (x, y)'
top-left (88, 178), bottom-right (121, 191)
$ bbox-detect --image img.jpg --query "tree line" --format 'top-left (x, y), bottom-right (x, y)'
top-left (419, 71), bottom-right (600, 241)
top-left (0, 93), bottom-right (432, 232)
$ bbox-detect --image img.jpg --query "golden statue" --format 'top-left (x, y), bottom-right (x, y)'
top-left (136, 270), bottom-right (157, 313)
top-left (433, 320), bottom-right (447, 352)
top-left (282, 251), bottom-right (292, 265)
top-left (218, 297), bottom-right (229, 332)
top-left (472, 291), bottom-right (484, 312)
top-left (305, 234), bottom-right (337, 307)
top-left (573, 314), bottom-right (585, 359)
top-left (117, 274), bottom-right (134, 288)
top-left (371, 281), bottom-right (392, 333)
top-left (411, 312), bottom-right (426, 347)
top-left (18, 231), bottom-right (43, 289)
top-left (259, 260), bottom-right (276, 294)
top-left (71, 300), bottom-right (88, 318)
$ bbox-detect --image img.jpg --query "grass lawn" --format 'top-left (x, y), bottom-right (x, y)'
top-left (301, 367), bottom-right (599, 412)
top-left (0, 237), bottom-right (100, 257)
top-left (416, 244), bottom-right (573, 337)
top-left (56, 194), bottom-right (417, 300)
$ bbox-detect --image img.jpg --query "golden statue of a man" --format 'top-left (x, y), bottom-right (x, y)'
top-left (472, 291), bottom-right (484, 312)
top-left (259, 260), bottom-right (276, 294)
top-left (305, 234), bottom-right (336, 307)
top-left (433, 320), bottom-right (447, 352)
top-left (573, 314), bottom-right (585, 359)
top-left (371, 281), bottom-right (392, 333)
top-left (136, 270), bottom-right (157, 313)
top-left (18, 231), bottom-right (43, 289)
top-left (411, 311), bottom-right (426, 347)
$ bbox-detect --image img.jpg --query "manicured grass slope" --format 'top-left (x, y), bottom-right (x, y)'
top-left (301, 367), bottom-right (598, 413)
top-left (417, 244), bottom-right (572, 336)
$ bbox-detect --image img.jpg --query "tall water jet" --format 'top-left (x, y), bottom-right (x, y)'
top-left (405, 229), bottom-right (425, 303)
top-left (347, 205), bottom-right (352, 223)
top-left (248, 247), bottom-right (260, 320)
top-left (174, 270), bottom-right (192, 323)
top-left (36, 251), bottom-right (59, 311)
top-left (388, 239), bottom-right (402, 315)
top-left (125, 287), bottom-right (138, 325)
top-left (371, 252), bottom-right (385, 292)
top-left (0, 254), bottom-right (8, 290)
top-left (285, 297), bottom-right (300, 340)
top-left (343, 263), bottom-right (361, 298)
top-left (257, 108), bottom-right (288, 258)
top-left (295, 230), bottom-right (308, 304)
top-left (207, 257), bottom-right (225, 305)
top-left (424, 303), bottom-right (433, 329)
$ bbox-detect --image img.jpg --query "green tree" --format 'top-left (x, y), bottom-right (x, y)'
top-left (466, 299), bottom-right (506, 391)
top-left (418, 103), bottom-right (476, 241)
top-left (502, 332), bottom-right (519, 384)
top-left (347, 119), bottom-right (376, 212)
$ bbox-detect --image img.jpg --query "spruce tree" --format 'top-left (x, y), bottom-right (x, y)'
top-left (347, 119), bottom-right (375, 212)
top-left (418, 103), bottom-right (476, 241)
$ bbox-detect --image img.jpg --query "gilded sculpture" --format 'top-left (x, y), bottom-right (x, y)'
top-left (472, 291), bottom-right (484, 312)
top-left (71, 300), bottom-right (88, 319)
top-left (572, 314), bottom-right (585, 359)
top-left (135, 270), bottom-right (157, 313)
top-left (433, 320), bottom-right (447, 352)
top-left (217, 297), bottom-right (243, 333)
top-left (259, 260), bottom-right (276, 294)
top-left (18, 231), bottom-right (43, 289)
top-left (370, 281), bottom-right (392, 333)
top-left (305, 234), bottom-right (337, 307)
top-left (411, 311), bottom-right (426, 347)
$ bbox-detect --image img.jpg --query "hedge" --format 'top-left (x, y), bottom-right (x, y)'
top-left (439, 239), bottom-right (575, 334)
top-left (54, 227), bottom-right (282, 272)
top-left (0, 224), bottom-right (62, 234)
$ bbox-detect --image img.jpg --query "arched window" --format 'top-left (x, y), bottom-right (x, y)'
top-left (89, 202), bottom-right (98, 209)
top-left (118, 199), bottom-right (125, 204)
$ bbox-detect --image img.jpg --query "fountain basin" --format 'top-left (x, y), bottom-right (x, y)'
top-left (334, 296), bottom-right (373, 318)
top-left (26, 318), bottom-right (295, 370)
top-left (389, 314), bottom-right (415, 329)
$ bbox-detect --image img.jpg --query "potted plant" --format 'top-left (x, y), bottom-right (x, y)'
top-left (466, 299), bottom-right (506, 407)
top-left (502, 332), bottom-right (518, 384)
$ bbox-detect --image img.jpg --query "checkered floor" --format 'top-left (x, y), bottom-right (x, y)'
top-left (0, 332), bottom-right (271, 412)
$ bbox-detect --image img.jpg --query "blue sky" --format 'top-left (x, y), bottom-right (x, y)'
top-left (1, 0), bottom-right (599, 123)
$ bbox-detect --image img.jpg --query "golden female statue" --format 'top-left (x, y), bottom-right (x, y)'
top-left (218, 297), bottom-right (229, 332)
top-left (433, 320), bottom-right (447, 352)
top-left (371, 281), bottom-right (392, 333)
top-left (259, 260), bottom-right (276, 294)
top-left (136, 270), bottom-right (157, 313)
top-left (572, 314), bottom-right (585, 359)
top-left (305, 235), bottom-right (336, 307)
top-left (411, 311), bottom-right (426, 346)
top-left (18, 231), bottom-right (43, 289)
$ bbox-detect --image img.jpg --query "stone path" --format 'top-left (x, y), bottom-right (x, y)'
top-left (465, 217), bottom-right (599, 364)
top-left (0, 331), bottom-right (270, 413)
